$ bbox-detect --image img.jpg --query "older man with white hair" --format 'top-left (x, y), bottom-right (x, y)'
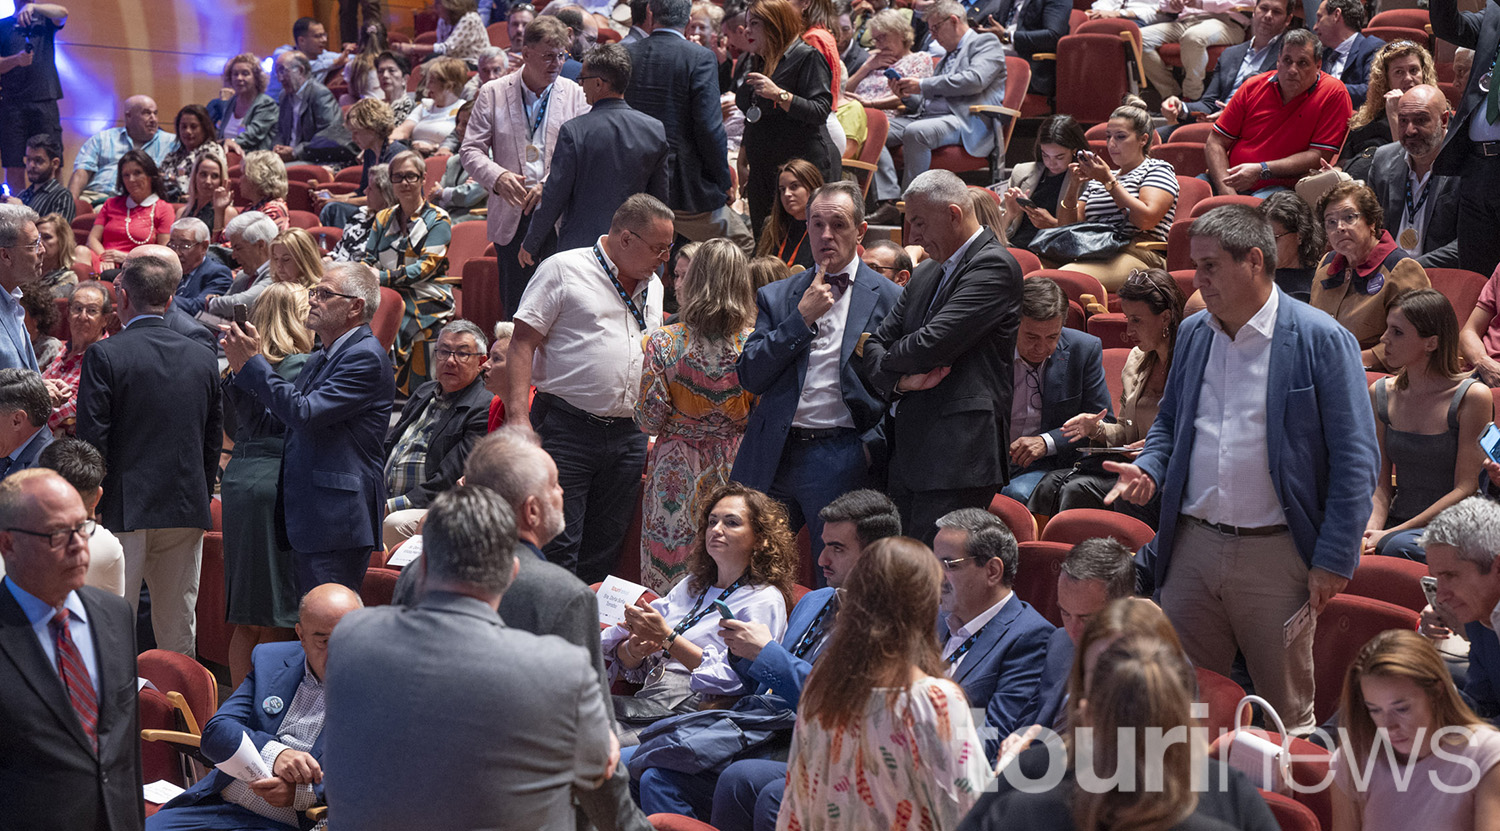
top-left (200, 211), bottom-right (278, 327)
top-left (1420, 497), bottom-right (1500, 724)
top-left (167, 217), bottom-right (234, 316)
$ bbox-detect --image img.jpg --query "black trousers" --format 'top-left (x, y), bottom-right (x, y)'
top-left (496, 212), bottom-right (556, 320)
top-left (1457, 153), bottom-right (1500, 278)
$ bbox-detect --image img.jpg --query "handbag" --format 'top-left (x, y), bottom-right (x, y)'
top-left (1222, 695), bottom-right (1294, 795)
top-left (1029, 223), bottom-right (1135, 263)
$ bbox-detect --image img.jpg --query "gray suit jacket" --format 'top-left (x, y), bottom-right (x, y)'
top-left (324, 591), bottom-right (614, 831)
top-left (911, 29), bottom-right (1008, 159)
top-left (1366, 142), bottom-right (1462, 270)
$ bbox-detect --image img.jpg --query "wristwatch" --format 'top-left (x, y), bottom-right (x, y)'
top-left (779, 90), bottom-right (792, 104)
top-left (1258, 162), bottom-right (1271, 180)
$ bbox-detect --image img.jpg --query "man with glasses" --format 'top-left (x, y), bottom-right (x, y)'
top-left (860, 239), bottom-right (912, 286)
top-left (271, 50), bottom-right (355, 165)
top-left (0, 469), bottom-right (142, 831)
top-left (166, 218), bottom-right (232, 317)
top-left (999, 277), bottom-right (1111, 503)
top-left (461, 15), bottom-right (590, 319)
top-left (505, 194), bottom-right (668, 584)
top-left (550, 5), bottom-right (598, 80)
top-left (224, 262), bottom-right (396, 595)
top-left (200, 212), bottom-right (277, 329)
top-left (520, 43), bottom-right (668, 262)
top-left (0, 203), bottom-right (44, 371)
top-left (380, 320), bottom-right (495, 551)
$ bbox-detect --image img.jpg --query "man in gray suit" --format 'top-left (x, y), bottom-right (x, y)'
top-left (1366, 85), bottom-right (1461, 269)
top-left (324, 485), bottom-right (619, 831)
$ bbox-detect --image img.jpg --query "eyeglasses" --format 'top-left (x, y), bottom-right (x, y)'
top-left (9, 237), bottom-right (42, 253)
top-left (867, 263), bottom-right (896, 274)
top-left (68, 303), bottom-right (104, 315)
top-left (624, 228), bottom-right (672, 259)
top-left (166, 240), bottom-right (200, 251)
top-left (434, 347), bottom-right (482, 362)
top-left (577, 74), bottom-right (601, 82)
top-left (938, 555), bottom-right (978, 570)
top-left (390, 172), bottom-right (424, 185)
top-left (309, 286), bottom-right (359, 302)
top-left (531, 49), bottom-right (569, 64)
top-left (1273, 230), bottom-right (1296, 241)
top-left (7, 519), bottom-right (96, 549)
top-left (1323, 212), bottom-right (1364, 230)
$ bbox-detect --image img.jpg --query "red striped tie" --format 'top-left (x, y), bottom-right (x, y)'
top-left (50, 609), bottom-right (98, 752)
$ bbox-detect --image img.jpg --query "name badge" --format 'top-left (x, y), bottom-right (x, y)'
top-left (1365, 274), bottom-right (1385, 295)
top-left (262, 695), bottom-right (285, 715)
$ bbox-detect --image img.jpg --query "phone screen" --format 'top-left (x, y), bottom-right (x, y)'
top-left (1480, 422), bottom-right (1500, 465)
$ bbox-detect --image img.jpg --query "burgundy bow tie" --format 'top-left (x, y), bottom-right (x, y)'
top-left (825, 271), bottom-right (851, 298)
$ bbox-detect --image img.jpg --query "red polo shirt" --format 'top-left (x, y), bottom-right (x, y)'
top-left (1213, 70), bottom-right (1353, 189)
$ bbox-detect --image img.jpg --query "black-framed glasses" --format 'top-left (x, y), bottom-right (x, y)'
top-left (938, 555), bottom-right (978, 570)
top-left (577, 73), bottom-right (601, 82)
top-left (1274, 230), bottom-right (1296, 241)
top-left (867, 263), bottom-right (896, 274)
top-left (8, 520), bottom-right (96, 549)
top-left (434, 347), bottom-right (482, 362)
top-left (1022, 364), bottom-right (1042, 411)
top-left (309, 286), bottom-right (359, 302)
top-left (390, 172), bottom-right (424, 185)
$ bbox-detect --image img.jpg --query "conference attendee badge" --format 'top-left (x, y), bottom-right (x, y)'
top-left (262, 695), bottom-right (284, 716)
top-left (745, 103), bottom-right (762, 123)
top-left (1365, 274), bottom-right (1385, 295)
top-left (525, 143), bottom-right (541, 163)
top-left (1399, 228), bottom-right (1418, 250)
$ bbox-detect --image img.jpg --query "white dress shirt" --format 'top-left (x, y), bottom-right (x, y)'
top-left (519, 82), bottom-right (551, 185)
top-left (943, 590), bottom-right (1013, 674)
top-left (793, 255), bottom-right (859, 429)
top-left (1182, 289), bottom-right (1287, 528)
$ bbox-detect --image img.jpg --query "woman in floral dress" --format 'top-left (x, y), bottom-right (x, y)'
top-left (635, 239), bottom-right (758, 592)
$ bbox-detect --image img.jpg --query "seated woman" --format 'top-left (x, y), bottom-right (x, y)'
top-left (1310, 182), bottom-right (1431, 372)
top-left (214, 53), bottom-right (279, 155)
top-left (269, 228), bottom-right (324, 290)
top-left (1262, 189), bottom-right (1325, 302)
top-left (363, 150), bottom-right (454, 396)
top-left (999, 114), bottom-right (1088, 250)
top-left (392, 57), bottom-right (468, 156)
top-left (1331, 629), bottom-right (1500, 831)
top-left (1045, 104), bottom-right (1178, 292)
top-left (1364, 289), bottom-right (1492, 561)
top-left (1030, 269), bottom-right (1184, 528)
top-left (842, 9), bottom-right (932, 113)
top-left (331, 163), bottom-right (395, 263)
top-left (43, 281), bottom-right (111, 436)
top-left (1341, 41), bottom-right (1438, 172)
top-left (396, 0), bottom-right (490, 65)
top-left (432, 102), bottom-right (487, 224)
top-left (780, 537), bottom-right (994, 831)
top-left (86, 150), bottom-right (174, 269)
top-left (160, 105), bottom-right (219, 203)
top-left (340, 20), bottom-right (389, 106)
top-left (970, 188), bottom-right (1005, 239)
top-left (20, 283), bottom-right (61, 372)
top-left (752, 158), bottom-right (823, 271)
top-left (36, 213), bottom-right (82, 297)
top-left (601, 483), bottom-right (797, 745)
top-left (375, 51), bottom-right (419, 123)
top-left (317, 97), bottom-right (408, 229)
top-left (237, 150), bottom-right (291, 232)
top-left (176, 145), bottom-right (236, 242)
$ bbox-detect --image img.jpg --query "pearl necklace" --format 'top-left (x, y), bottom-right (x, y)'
top-left (123, 201), bottom-right (153, 246)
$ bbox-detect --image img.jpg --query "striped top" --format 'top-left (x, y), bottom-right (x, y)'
top-left (1080, 156), bottom-right (1179, 243)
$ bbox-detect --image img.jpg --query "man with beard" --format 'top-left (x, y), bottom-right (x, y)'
top-left (1366, 85), bottom-right (1460, 269)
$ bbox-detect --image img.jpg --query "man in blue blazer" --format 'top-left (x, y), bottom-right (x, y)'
top-left (1000, 279), bottom-right (1112, 503)
top-left (519, 44), bottom-right (670, 262)
top-left (1313, 0), bottom-right (1384, 108)
top-left (148, 584), bottom-right (364, 831)
top-left (1105, 205), bottom-right (1378, 734)
top-left (225, 262), bottom-right (396, 595)
top-left (1032, 538), bottom-right (1136, 732)
top-left (0, 204), bottom-right (43, 371)
top-left (731, 182), bottom-right (901, 568)
top-left (168, 219), bottom-right (234, 317)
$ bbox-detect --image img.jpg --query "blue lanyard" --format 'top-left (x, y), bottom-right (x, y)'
top-left (1403, 172), bottom-right (1432, 229)
top-left (526, 85), bottom-right (553, 141)
top-left (673, 575), bottom-right (748, 636)
top-left (593, 243), bottom-right (648, 332)
top-left (790, 596), bottom-right (836, 658)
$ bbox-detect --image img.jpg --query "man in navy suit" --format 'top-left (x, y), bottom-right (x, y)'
top-left (625, 0), bottom-right (752, 251)
top-left (225, 262), bottom-right (396, 595)
top-left (520, 43), bottom-right (670, 262)
top-left (122, 245), bottom-right (220, 355)
top-left (0, 368), bottom-right (54, 475)
top-left (1106, 205), bottom-right (1378, 734)
top-left (1031, 537), bottom-right (1136, 732)
top-left (146, 583), bottom-right (364, 831)
top-left (1158, 0), bottom-right (1289, 140)
top-left (1430, 0), bottom-right (1500, 276)
top-left (1000, 278), bottom-right (1111, 503)
top-left (167, 218), bottom-right (233, 317)
top-left (635, 490), bottom-right (903, 821)
top-left (731, 181), bottom-right (901, 569)
top-left (77, 252), bottom-right (220, 657)
top-left (1313, 0), bottom-right (1384, 108)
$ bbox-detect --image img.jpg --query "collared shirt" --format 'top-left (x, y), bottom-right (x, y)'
top-left (1232, 35), bottom-right (1281, 92)
top-left (519, 81), bottom-right (551, 185)
top-left (120, 313), bottom-right (164, 329)
top-left (322, 325), bottom-right (362, 361)
top-left (5, 425), bottom-right (50, 474)
top-left (385, 392), bottom-right (454, 511)
top-left (792, 254), bottom-right (859, 430)
top-left (1010, 355), bottom-right (1055, 455)
top-left (71, 128), bottom-right (174, 195)
top-left (1470, 50), bottom-right (1500, 140)
top-left (944, 590), bottom-right (1013, 674)
top-left (2, 578), bottom-right (101, 698)
top-left (1396, 155), bottom-right (1435, 256)
top-left (1325, 32), bottom-right (1357, 78)
top-left (19, 177), bottom-right (74, 220)
top-left (0, 283), bottom-right (36, 370)
top-left (921, 29), bottom-right (973, 117)
top-left (222, 662), bottom-right (325, 825)
top-left (926, 226), bottom-right (986, 318)
top-left (515, 238), bottom-right (663, 418)
top-left (1212, 70), bottom-right (1352, 189)
top-left (1182, 288), bottom-right (1286, 527)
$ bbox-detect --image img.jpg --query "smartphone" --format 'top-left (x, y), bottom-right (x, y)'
top-left (316, 190), bottom-right (332, 200)
top-left (233, 304), bottom-right (249, 327)
top-left (711, 599), bottom-right (736, 620)
top-left (1015, 195), bottom-right (1037, 210)
top-left (882, 67), bottom-right (902, 82)
top-left (1480, 422), bottom-right (1500, 465)
top-left (1420, 576), bottom-right (1439, 610)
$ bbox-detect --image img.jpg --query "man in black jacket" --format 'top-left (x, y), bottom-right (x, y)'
top-left (1431, 0), bottom-right (1500, 276)
top-left (272, 50), bottom-right (355, 164)
top-left (1368, 85), bottom-right (1461, 269)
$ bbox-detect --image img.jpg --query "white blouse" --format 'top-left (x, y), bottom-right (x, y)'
top-left (404, 97), bottom-right (466, 146)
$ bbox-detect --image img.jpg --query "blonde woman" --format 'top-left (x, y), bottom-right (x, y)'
top-left (239, 150), bottom-right (291, 232)
top-left (216, 52), bottom-right (279, 155)
top-left (393, 57), bottom-right (469, 154)
top-left (269, 228), bottom-right (324, 289)
top-left (177, 146), bottom-right (237, 241)
top-left (36, 213), bottom-right (82, 297)
top-left (1343, 40), bottom-right (1438, 166)
top-left (221, 281), bottom-right (314, 687)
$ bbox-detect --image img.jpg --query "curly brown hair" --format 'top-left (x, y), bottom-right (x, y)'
top-left (685, 483), bottom-right (798, 610)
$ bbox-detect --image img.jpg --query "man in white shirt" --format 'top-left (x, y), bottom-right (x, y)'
top-left (1313, 0), bottom-right (1383, 107)
top-left (1106, 204), bottom-right (1378, 732)
top-left (505, 194), bottom-right (669, 584)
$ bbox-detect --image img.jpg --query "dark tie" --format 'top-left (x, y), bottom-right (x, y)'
top-left (0, 456), bottom-right (14, 479)
top-left (50, 609), bottom-right (98, 752)
top-left (1487, 49), bottom-right (1500, 124)
top-left (826, 271), bottom-right (852, 300)
top-left (298, 349), bottom-right (329, 390)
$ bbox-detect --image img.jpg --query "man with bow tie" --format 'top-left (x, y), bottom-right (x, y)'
top-left (224, 262), bottom-right (395, 596)
top-left (731, 180), bottom-right (901, 580)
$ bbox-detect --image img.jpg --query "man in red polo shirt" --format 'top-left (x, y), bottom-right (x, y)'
top-left (1205, 28), bottom-right (1352, 196)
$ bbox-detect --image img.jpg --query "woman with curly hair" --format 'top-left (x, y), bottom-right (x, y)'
top-left (602, 482), bottom-right (797, 744)
top-left (238, 150), bottom-right (291, 232)
top-left (215, 52), bottom-right (280, 155)
top-left (1342, 40), bottom-right (1438, 168)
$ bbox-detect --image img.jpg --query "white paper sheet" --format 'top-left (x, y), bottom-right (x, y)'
top-left (597, 575), bottom-right (649, 626)
top-left (386, 535), bottom-right (424, 569)
top-left (215, 732), bottom-right (272, 783)
top-left (142, 779), bottom-right (186, 804)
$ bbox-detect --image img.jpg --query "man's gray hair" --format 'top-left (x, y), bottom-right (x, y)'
top-left (1060, 538), bottom-right (1136, 601)
top-left (476, 46), bottom-right (506, 64)
top-left (423, 486), bottom-right (519, 594)
top-left (809, 180), bottom-right (866, 227)
top-left (120, 254), bottom-right (181, 309)
top-left (278, 49), bottom-right (313, 74)
top-left (904, 169), bottom-right (970, 212)
top-left (936, 507), bottom-right (1019, 588)
top-left (172, 217), bottom-right (211, 243)
top-left (224, 211), bottom-right (279, 246)
top-left (1189, 204), bottom-right (1275, 275)
top-left (326, 262), bottom-right (381, 323)
top-left (1420, 497), bottom-right (1500, 573)
top-left (1281, 28), bottom-right (1322, 62)
top-left (464, 427), bottom-right (550, 514)
top-left (649, 0), bottom-right (692, 29)
top-left (366, 164), bottom-right (396, 208)
top-left (925, 0), bottom-right (966, 25)
top-left (0, 203), bottom-right (39, 249)
top-left (439, 319), bottom-right (488, 354)
top-left (0, 369), bottom-right (51, 428)
top-left (610, 192), bottom-right (674, 234)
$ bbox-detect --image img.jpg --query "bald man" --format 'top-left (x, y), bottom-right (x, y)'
top-left (122, 244), bottom-right (219, 353)
top-left (69, 95), bottom-right (173, 205)
top-left (1366, 84), bottom-right (1461, 269)
top-left (147, 584), bottom-right (364, 831)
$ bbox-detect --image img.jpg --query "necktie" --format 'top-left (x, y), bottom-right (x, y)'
top-left (1487, 49), bottom-right (1500, 125)
top-left (825, 271), bottom-right (851, 299)
top-left (50, 609), bottom-right (98, 752)
top-left (0, 456), bottom-right (14, 479)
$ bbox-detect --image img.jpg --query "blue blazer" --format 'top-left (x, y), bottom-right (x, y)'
top-left (1027, 327), bottom-right (1112, 471)
top-left (1133, 289), bottom-right (1379, 591)
top-left (0, 293), bottom-right (37, 371)
top-left (163, 641), bottom-right (324, 830)
top-left (939, 596), bottom-right (1054, 758)
top-left (1030, 627), bottom-right (1073, 732)
top-left (735, 587), bottom-right (836, 710)
top-left (625, 30), bottom-right (734, 214)
top-left (174, 259), bottom-right (235, 317)
top-left (1324, 32), bottom-right (1383, 109)
top-left (1187, 35), bottom-right (1282, 115)
top-left (234, 325), bottom-right (395, 553)
top-left (730, 263), bottom-right (902, 491)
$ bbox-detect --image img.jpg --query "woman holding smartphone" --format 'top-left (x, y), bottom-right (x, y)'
top-left (842, 10), bottom-right (930, 110)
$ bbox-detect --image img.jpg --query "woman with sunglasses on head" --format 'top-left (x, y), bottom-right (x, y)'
top-left (1341, 40), bottom-right (1438, 170)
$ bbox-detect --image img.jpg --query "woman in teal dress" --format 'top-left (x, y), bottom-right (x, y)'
top-left (364, 149), bottom-right (454, 395)
top-left (221, 282), bottom-right (314, 688)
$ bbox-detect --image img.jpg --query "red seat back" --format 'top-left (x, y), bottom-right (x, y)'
top-left (334, 165), bottom-right (364, 185)
top-left (1259, 790), bottom-right (1321, 831)
top-left (1040, 507), bottom-right (1156, 550)
top-left (371, 287), bottom-right (404, 351)
top-left (1345, 555), bottom-right (1429, 614)
top-left (1363, 25), bottom-right (1429, 48)
top-left (1175, 175), bottom-right (1212, 221)
top-left (1056, 33), bottom-right (1131, 125)
top-left (1190, 194), bottom-right (1263, 218)
top-left (1311, 595), bottom-right (1420, 722)
top-left (448, 220), bottom-right (495, 275)
top-left (1086, 311), bottom-right (1130, 349)
top-left (1008, 247), bottom-right (1042, 276)
top-left (1148, 142), bottom-right (1208, 179)
top-left (287, 210), bottom-right (320, 229)
top-left (1102, 347), bottom-right (1131, 411)
top-left (307, 225), bottom-right (344, 254)
top-left (1165, 218), bottom-right (1195, 272)
top-left (425, 154), bottom-right (448, 192)
top-left (988, 493), bottom-right (1038, 543)
top-left (1169, 122), bottom-right (1216, 144)
top-left (1013, 541), bottom-right (1071, 627)
top-left (461, 257), bottom-right (504, 340)
top-left (138, 649), bottom-right (219, 732)
top-left (487, 21), bottom-right (511, 48)
top-left (284, 164), bottom-right (333, 185)
top-left (1030, 268), bottom-right (1109, 313)
top-left (194, 532), bottom-right (233, 668)
top-left (1194, 666), bottom-right (1250, 735)
top-left (139, 687), bottom-right (185, 787)
top-left (360, 567), bottom-right (401, 607)
top-left (1370, 8), bottom-right (1428, 28)
top-left (1426, 267), bottom-right (1488, 323)
top-left (285, 179), bottom-right (314, 213)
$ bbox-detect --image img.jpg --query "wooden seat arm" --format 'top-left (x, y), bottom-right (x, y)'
top-left (1136, 240), bottom-right (1167, 252)
top-left (141, 729), bottom-right (202, 747)
top-left (841, 159), bottom-right (879, 173)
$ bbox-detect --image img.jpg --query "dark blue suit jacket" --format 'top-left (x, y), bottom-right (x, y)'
top-left (730, 263), bottom-right (902, 491)
top-left (1323, 32), bottom-right (1383, 109)
top-left (1464, 621), bottom-right (1500, 723)
top-left (1133, 289), bottom-right (1378, 592)
top-left (162, 641), bottom-right (324, 830)
top-left (967, 0), bottom-right (1071, 95)
top-left (520, 97), bottom-right (671, 254)
top-left (940, 595), bottom-right (1054, 758)
top-left (1021, 327), bottom-right (1112, 474)
top-left (625, 30), bottom-right (734, 215)
top-left (234, 325), bottom-right (395, 553)
top-left (174, 259), bottom-right (235, 317)
top-left (165, 306), bottom-right (219, 353)
top-left (1030, 626), bottom-right (1073, 732)
top-left (1187, 34), bottom-right (1282, 115)
top-left (734, 587), bottom-right (836, 710)
top-left (1431, 0), bottom-right (1500, 174)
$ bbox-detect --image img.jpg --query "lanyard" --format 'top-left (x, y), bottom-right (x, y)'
top-left (593, 243), bottom-right (648, 333)
top-left (1403, 171), bottom-right (1432, 229)
top-left (673, 575), bottom-right (748, 637)
top-left (526, 85), bottom-right (553, 141)
top-left (790, 596), bottom-right (837, 658)
top-left (945, 620), bottom-right (991, 666)
top-left (778, 227), bottom-right (808, 266)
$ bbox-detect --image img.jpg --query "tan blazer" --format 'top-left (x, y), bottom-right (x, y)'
top-left (460, 74), bottom-right (590, 246)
